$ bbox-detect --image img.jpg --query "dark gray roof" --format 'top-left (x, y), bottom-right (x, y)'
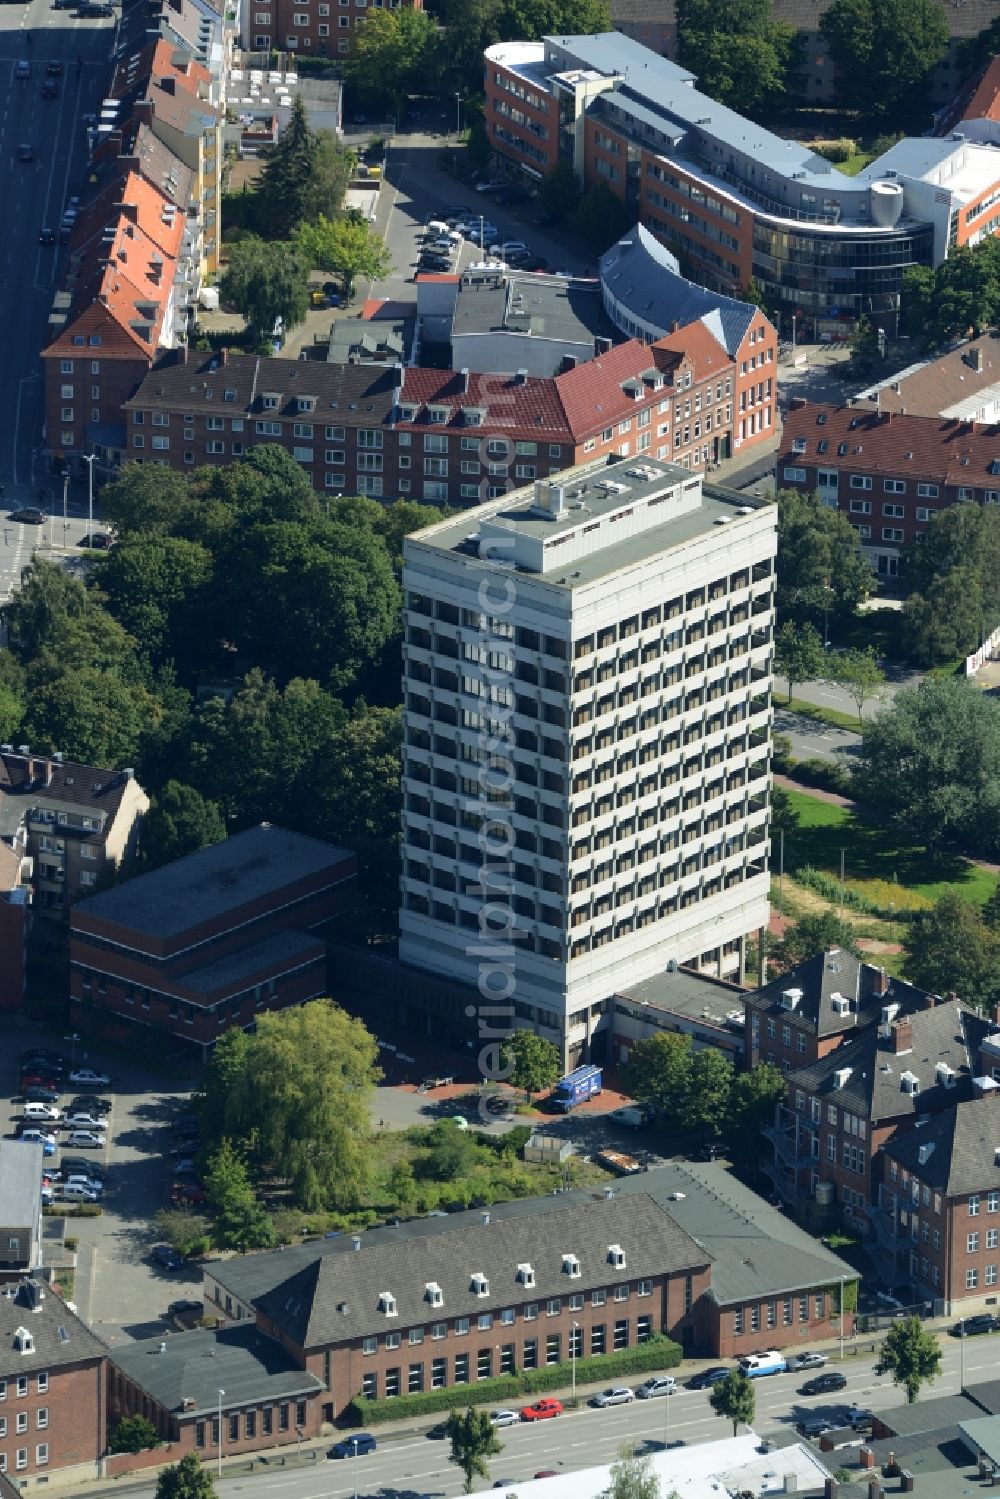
top-left (177, 929), bottom-right (322, 997)
top-left (0, 751), bottom-right (134, 823)
top-left (880, 1394), bottom-right (984, 1437)
top-left (600, 225), bottom-right (758, 353)
top-left (748, 948), bottom-right (931, 1040)
top-left (125, 351), bottom-right (400, 420)
top-left (615, 967), bottom-right (745, 1032)
top-left (452, 271), bottom-right (609, 347)
top-left (883, 1098), bottom-right (1000, 1197)
top-left (605, 1161), bottom-right (856, 1305)
top-left (784, 998), bottom-right (988, 1124)
top-left (108, 1324), bottom-right (324, 1418)
top-left (72, 823), bottom-right (354, 940)
top-left (0, 1280), bottom-right (106, 1375)
top-left (963, 1379), bottom-right (1000, 1417)
top-left (240, 1194), bottom-right (709, 1347)
top-left (0, 1141), bottom-right (44, 1231)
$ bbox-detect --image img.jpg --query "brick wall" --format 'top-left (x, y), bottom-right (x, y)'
top-left (0, 1359), bottom-right (104, 1480)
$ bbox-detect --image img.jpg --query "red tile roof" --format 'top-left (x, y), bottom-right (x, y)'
top-left (781, 401), bottom-right (1000, 487)
top-left (937, 55), bottom-right (1000, 135)
top-left (400, 366), bottom-right (573, 439)
top-left (554, 326), bottom-right (734, 438)
top-left (652, 319), bottom-right (730, 382)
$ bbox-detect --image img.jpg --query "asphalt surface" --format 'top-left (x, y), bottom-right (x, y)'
top-left (78, 1333), bottom-right (998, 1499)
top-left (773, 707), bottom-right (861, 765)
top-left (0, 1), bottom-right (115, 509)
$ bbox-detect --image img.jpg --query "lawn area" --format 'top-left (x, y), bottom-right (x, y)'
top-left (835, 151), bottom-right (876, 177)
top-left (783, 787), bottom-right (999, 906)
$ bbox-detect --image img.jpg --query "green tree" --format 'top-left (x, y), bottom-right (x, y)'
top-left (346, 7), bottom-right (440, 113)
top-left (677, 0), bottom-right (798, 115)
top-left (422, 1118), bottom-right (481, 1181)
top-left (573, 182), bottom-right (634, 250)
top-left (775, 913), bottom-right (861, 969)
top-left (98, 463), bottom-right (193, 536)
top-left (687, 1049), bottom-right (734, 1136)
top-left (93, 534), bottom-right (213, 670)
top-left (155, 1453), bottom-right (216, 1499)
top-left (295, 214), bottom-right (392, 300)
top-left (387, 1159), bottom-right (417, 1210)
top-left (199, 1001), bottom-right (381, 1210)
top-left (109, 1415), bottom-right (160, 1454)
top-left (141, 781), bottom-right (226, 871)
top-left (775, 620), bottom-right (826, 703)
top-left (257, 96), bottom-right (317, 237)
top-left (301, 132), bottom-right (356, 223)
top-left (623, 1032), bottom-right (693, 1126)
top-left (902, 892), bottom-right (1000, 1011)
top-left (608, 1446), bottom-right (661, 1499)
top-left (500, 1030), bottom-right (561, 1102)
top-left (820, 0), bottom-right (949, 122)
top-left (219, 237), bottom-right (309, 338)
top-left (875, 1315), bottom-right (942, 1403)
top-left (709, 1369), bottom-right (756, 1435)
top-left (0, 652), bottom-right (25, 741)
top-left (833, 647), bottom-right (885, 725)
top-left (853, 678), bottom-right (1000, 856)
top-left (204, 1140), bottom-right (277, 1252)
top-left (446, 1408), bottom-right (503, 1493)
top-left (901, 264), bottom-right (937, 341)
top-left (776, 489), bottom-right (872, 629)
top-left (724, 1063), bottom-right (785, 1174)
top-left (902, 500), bottom-right (1000, 665)
top-left (848, 315), bottom-right (881, 371)
top-left (152, 1207), bottom-right (212, 1257)
top-left (770, 784), bottom-right (799, 839)
top-left (538, 161), bottom-right (583, 219)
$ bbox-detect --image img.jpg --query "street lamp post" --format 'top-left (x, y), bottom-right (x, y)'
top-left (961, 1319), bottom-right (966, 1391)
top-left (64, 1032), bottom-right (80, 1071)
top-left (217, 1388), bottom-right (225, 1477)
top-left (571, 1320), bottom-right (579, 1404)
top-left (455, 93), bottom-right (462, 136)
top-left (295, 1425), bottom-right (303, 1463)
top-left (350, 1437), bottom-right (360, 1499)
top-left (62, 471), bottom-right (69, 546)
top-left (839, 1275), bottom-right (845, 1361)
top-left (82, 453), bottom-right (96, 542)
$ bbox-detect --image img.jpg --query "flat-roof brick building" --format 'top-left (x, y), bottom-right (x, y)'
top-left (69, 823), bottom-right (357, 1056)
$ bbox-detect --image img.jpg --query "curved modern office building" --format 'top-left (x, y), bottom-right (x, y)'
top-left (484, 32), bottom-right (1000, 338)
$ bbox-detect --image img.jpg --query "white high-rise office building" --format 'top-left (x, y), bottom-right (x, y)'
top-left (400, 455), bottom-right (775, 1066)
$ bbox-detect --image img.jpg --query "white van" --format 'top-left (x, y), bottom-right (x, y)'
top-left (61, 1182), bottom-right (100, 1202)
top-left (738, 1351), bottom-right (787, 1378)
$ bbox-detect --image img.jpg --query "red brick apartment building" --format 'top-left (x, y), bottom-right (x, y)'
top-left (69, 823), bottom-right (356, 1056)
top-left (116, 319), bottom-right (763, 499)
top-left (0, 1280), bottom-right (106, 1486)
top-left (768, 996), bottom-right (990, 1239)
top-left (244, 0), bottom-right (422, 59)
top-left (779, 400), bottom-right (1000, 580)
top-left (745, 948), bottom-right (933, 1072)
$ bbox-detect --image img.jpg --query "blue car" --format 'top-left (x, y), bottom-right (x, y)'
top-left (329, 1433), bottom-right (376, 1458)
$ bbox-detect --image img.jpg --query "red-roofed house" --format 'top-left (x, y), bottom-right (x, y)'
top-left (778, 399), bottom-right (1000, 579)
top-left (936, 55), bottom-right (1000, 137)
top-left (42, 170), bottom-right (186, 469)
top-left (119, 317), bottom-right (754, 500)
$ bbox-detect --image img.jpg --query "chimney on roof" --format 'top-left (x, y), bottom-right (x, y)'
top-left (992, 1002), bottom-right (1000, 1028)
top-left (514, 368), bottom-right (528, 385)
top-left (460, 367), bottom-right (470, 394)
top-left (179, 344), bottom-right (188, 365)
top-left (972, 347), bottom-right (985, 373)
top-left (789, 395), bottom-right (807, 410)
top-left (561, 355), bottom-right (578, 372)
top-left (922, 992), bottom-right (937, 1010)
top-left (220, 348), bottom-right (227, 366)
top-left (874, 966), bottom-right (890, 997)
top-left (160, 75), bottom-right (176, 94)
top-left (881, 410), bottom-right (891, 424)
top-left (392, 362), bottom-right (404, 391)
top-left (946, 989), bottom-right (958, 1005)
top-left (121, 202), bottom-right (139, 225)
top-left (892, 1017), bottom-right (913, 1054)
top-left (594, 337), bottom-right (612, 356)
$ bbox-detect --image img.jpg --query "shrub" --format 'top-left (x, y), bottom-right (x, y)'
top-left (811, 138), bottom-right (858, 163)
top-left (63, 1237), bottom-right (78, 1252)
top-left (73, 1204), bottom-right (102, 1218)
top-left (785, 757), bottom-right (852, 796)
top-left (108, 1415), bottom-right (160, 1454)
top-left (343, 1336), bottom-right (681, 1425)
top-left (772, 733), bottom-right (793, 774)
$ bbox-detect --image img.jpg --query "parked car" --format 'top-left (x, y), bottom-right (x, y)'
top-left (60, 1182), bottom-right (100, 1202)
top-left (60, 1156), bottom-right (105, 1180)
top-left (800, 1372), bottom-right (848, 1396)
top-left (489, 240), bottom-right (530, 258)
top-left (169, 1299), bottom-right (203, 1328)
top-left (38, 227), bottom-right (55, 245)
top-left (23, 1102), bottom-right (61, 1122)
top-left (41, 79), bottom-right (58, 98)
top-left (65, 1130), bottom-right (106, 1148)
top-left (21, 1084), bottom-right (60, 1103)
top-left (77, 533), bottom-right (114, 550)
top-left (20, 1050), bottom-right (65, 1073)
top-left (489, 1410), bottom-right (519, 1427)
top-left (475, 179), bottom-right (506, 192)
top-left (797, 1415), bottom-right (835, 1439)
top-left (151, 1244), bottom-right (184, 1271)
top-left (786, 1352), bottom-right (828, 1371)
top-left (426, 1422), bottom-right (449, 1440)
top-left (329, 1433), bottom-right (376, 1457)
top-left (14, 60), bottom-right (30, 78)
top-left (687, 1367), bottom-right (731, 1389)
top-left (68, 1096), bottom-right (111, 1115)
top-left (591, 1387), bottom-right (635, 1407)
top-left (64, 1111), bottom-right (105, 1129)
top-left (17, 143), bottom-right (35, 162)
top-left (846, 1404), bottom-right (874, 1429)
top-left (46, 60), bottom-right (63, 74)
top-left (520, 1399), bottom-right (563, 1421)
top-left (636, 1376), bottom-right (676, 1398)
top-left (522, 255), bottom-right (549, 272)
top-left (8, 508), bottom-right (44, 524)
top-left (418, 256), bottom-right (453, 273)
top-left (18, 1130), bottom-right (57, 1154)
top-left (69, 1068), bottom-right (110, 1087)
top-left (64, 1173), bottom-right (102, 1193)
top-left (952, 1314), bottom-right (998, 1336)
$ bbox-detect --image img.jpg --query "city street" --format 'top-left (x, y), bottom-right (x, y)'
top-left (773, 707), bottom-right (861, 765)
top-left (0, 1), bottom-right (115, 507)
top-left (83, 1334), bottom-right (999, 1499)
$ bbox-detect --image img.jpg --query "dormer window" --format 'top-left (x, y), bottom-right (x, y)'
top-left (562, 1253), bottom-right (581, 1278)
top-left (262, 393), bottom-right (279, 410)
top-left (296, 396), bottom-right (316, 413)
top-left (900, 1071), bottom-right (920, 1096)
top-left (463, 408), bottom-right (485, 426)
top-left (397, 403), bottom-right (418, 422)
top-left (427, 405), bottom-right (449, 424)
top-left (470, 1273), bottom-right (489, 1297)
top-left (516, 1262), bottom-right (535, 1287)
top-left (12, 1328), bottom-right (33, 1354)
top-left (831, 994), bottom-right (850, 1017)
top-left (425, 1282), bottom-right (443, 1307)
top-left (378, 1292), bottom-right (397, 1317)
top-left (607, 1244), bottom-right (625, 1269)
top-left (833, 1066), bottom-right (852, 1090)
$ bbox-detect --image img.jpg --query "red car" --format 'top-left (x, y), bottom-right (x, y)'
top-left (520, 1399), bottom-right (563, 1422)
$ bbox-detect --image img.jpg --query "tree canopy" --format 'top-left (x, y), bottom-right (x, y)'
top-left (608, 1447), bottom-right (662, 1499)
top-left (820, 0), bottom-right (949, 124)
top-left (197, 1001), bottom-right (381, 1210)
top-left (155, 1454), bottom-right (216, 1499)
top-left (677, 0), bottom-right (798, 116)
top-left (500, 1030), bottom-right (561, 1100)
top-left (709, 1370), bottom-right (756, 1434)
top-left (775, 620), bottom-right (826, 702)
top-left (296, 213), bottom-right (393, 300)
top-left (446, 1409), bottom-right (503, 1492)
top-left (774, 912), bottom-right (861, 969)
top-left (139, 781), bottom-right (226, 871)
top-left (346, 8), bottom-right (441, 112)
top-left (219, 238), bottom-right (309, 339)
top-left (901, 499), bottom-right (1000, 666)
top-left (853, 678), bottom-right (1000, 857)
top-left (875, 1315), bottom-right (942, 1403)
top-left (624, 1032), bottom-right (737, 1137)
top-left (776, 488), bottom-right (872, 629)
top-left (901, 240), bottom-right (1000, 347)
top-left (902, 892), bottom-right (1000, 1012)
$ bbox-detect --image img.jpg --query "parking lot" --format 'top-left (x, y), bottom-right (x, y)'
top-left (6, 1027), bottom-right (202, 1347)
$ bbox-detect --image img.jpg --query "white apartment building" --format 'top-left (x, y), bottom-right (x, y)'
top-left (400, 456), bottom-right (775, 1065)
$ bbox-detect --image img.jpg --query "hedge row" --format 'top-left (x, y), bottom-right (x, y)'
top-left (344, 1335), bottom-right (682, 1425)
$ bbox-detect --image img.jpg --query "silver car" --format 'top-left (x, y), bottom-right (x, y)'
top-left (592, 1386), bottom-right (635, 1407)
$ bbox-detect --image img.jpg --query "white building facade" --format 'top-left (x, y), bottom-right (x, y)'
top-left (400, 456), bottom-right (775, 1065)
